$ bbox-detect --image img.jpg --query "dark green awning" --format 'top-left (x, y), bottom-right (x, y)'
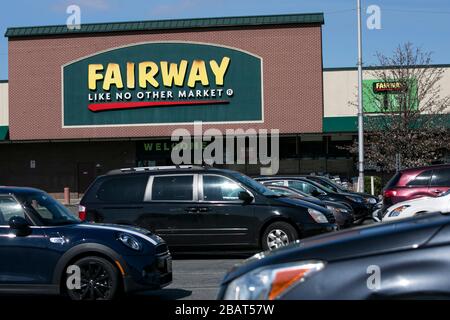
top-left (323, 114), bottom-right (450, 133)
top-left (5, 13), bottom-right (324, 38)
top-left (0, 126), bottom-right (9, 140)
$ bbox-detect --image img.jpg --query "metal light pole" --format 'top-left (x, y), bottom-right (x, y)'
top-left (356, 0), bottom-right (365, 192)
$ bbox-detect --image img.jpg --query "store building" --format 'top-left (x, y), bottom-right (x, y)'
top-left (1, 13), bottom-right (449, 197)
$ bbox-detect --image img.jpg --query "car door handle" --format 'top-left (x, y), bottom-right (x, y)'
top-left (433, 190), bottom-right (443, 194)
top-left (185, 207), bottom-right (199, 213)
top-left (198, 207), bottom-right (211, 213)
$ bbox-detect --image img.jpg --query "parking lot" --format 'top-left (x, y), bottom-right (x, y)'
top-left (137, 257), bottom-right (245, 300)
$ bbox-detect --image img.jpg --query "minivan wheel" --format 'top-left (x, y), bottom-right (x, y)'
top-left (66, 256), bottom-right (120, 301)
top-left (262, 222), bottom-right (298, 251)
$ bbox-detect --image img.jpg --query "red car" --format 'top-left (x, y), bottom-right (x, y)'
top-left (383, 164), bottom-right (450, 209)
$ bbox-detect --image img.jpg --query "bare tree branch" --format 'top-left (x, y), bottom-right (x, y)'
top-left (344, 43), bottom-right (450, 171)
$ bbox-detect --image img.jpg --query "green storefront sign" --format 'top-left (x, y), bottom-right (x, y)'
top-left (63, 42), bottom-right (263, 126)
top-left (362, 78), bottom-right (418, 113)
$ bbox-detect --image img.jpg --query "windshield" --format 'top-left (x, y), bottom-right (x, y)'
top-left (318, 177), bottom-right (346, 192)
top-left (18, 192), bottom-right (80, 226)
top-left (268, 189), bottom-right (287, 197)
top-left (228, 172), bottom-right (279, 197)
top-left (268, 186), bottom-right (308, 198)
top-left (306, 179), bottom-right (335, 193)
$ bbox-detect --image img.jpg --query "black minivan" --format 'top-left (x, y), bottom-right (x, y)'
top-left (80, 166), bottom-right (337, 251)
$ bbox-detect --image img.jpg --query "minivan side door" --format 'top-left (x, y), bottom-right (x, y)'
top-left (141, 174), bottom-right (203, 247)
top-left (194, 174), bottom-right (257, 248)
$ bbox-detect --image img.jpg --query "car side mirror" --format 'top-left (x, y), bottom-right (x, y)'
top-left (238, 191), bottom-right (254, 203)
top-left (9, 216), bottom-right (31, 236)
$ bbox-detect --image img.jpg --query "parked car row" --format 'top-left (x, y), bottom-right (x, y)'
top-left (255, 175), bottom-right (377, 223)
top-left (219, 163), bottom-right (450, 300)
top-left (264, 185), bottom-right (354, 228)
top-left (79, 166), bottom-right (338, 252)
top-left (0, 165), bottom-right (348, 300)
top-left (1, 163), bottom-right (448, 300)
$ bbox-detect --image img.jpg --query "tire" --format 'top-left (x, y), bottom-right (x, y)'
top-left (261, 221), bottom-right (298, 251)
top-left (65, 256), bottom-right (120, 301)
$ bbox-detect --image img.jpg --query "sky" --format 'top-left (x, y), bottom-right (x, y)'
top-left (0, 0), bottom-right (449, 80)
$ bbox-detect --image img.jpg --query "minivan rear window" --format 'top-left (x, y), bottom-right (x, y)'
top-left (151, 175), bottom-right (194, 201)
top-left (97, 175), bottom-right (148, 202)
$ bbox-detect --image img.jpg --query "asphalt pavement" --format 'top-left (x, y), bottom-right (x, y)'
top-left (136, 257), bottom-right (246, 300)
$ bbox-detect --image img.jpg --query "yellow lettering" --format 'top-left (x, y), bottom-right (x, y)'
top-left (187, 60), bottom-right (209, 88)
top-left (103, 63), bottom-right (124, 91)
top-left (139, 62), bottom-right (159, 88)
top-left (88, 64), bottom-right (104, 90)
top-left (161, 60), bottom-right (188, 87)
top-left (209, 57), bottom-right (230, 86)
top-left (126, 62), bottom-right (135, 89)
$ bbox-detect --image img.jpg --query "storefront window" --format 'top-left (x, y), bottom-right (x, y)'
top-left (280, 137), bottom-right (298, 158)
top-left (300, 136), bottom-right (325, 159)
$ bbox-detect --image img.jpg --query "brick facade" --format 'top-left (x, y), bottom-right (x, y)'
top-left (8, 25), bottom-right (323, 140)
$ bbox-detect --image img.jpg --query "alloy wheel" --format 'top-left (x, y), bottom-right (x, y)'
top-left (267, 229), bottom-right (290, 250)
top-left (70, 261), bottom-right (114, 300)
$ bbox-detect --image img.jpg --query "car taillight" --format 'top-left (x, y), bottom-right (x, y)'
top-left (78, 205), bottom-right (87, 221)
top-left (383, 189), bottom-right (397, 198)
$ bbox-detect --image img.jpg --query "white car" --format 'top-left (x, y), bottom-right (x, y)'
top-left (382, 190), bottom-right (450, 222)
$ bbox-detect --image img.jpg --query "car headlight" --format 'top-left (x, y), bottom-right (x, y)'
top-left (308, 208), bottom-right (329, 223)
top-left (117, 233), bottom-right (142, 251)
top-left (223, 261), bottom-right (325, 300)
top-left (389, 205), bottom-right (410, 217)
top-left (365, 197), bottom-right (377, 204)
top-left (345, 196), bottom-right (364, 203)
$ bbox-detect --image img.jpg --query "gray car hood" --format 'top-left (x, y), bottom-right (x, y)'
top-left (222, 213), bottom-right (449, 284)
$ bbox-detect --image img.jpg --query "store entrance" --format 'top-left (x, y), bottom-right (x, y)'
top-left (136, 140), bottom-right (176, 168)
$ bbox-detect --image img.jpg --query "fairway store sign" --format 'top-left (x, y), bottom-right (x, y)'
top-left (372, 81), bottom-right (407, 94)
top-left (62, 42), bottom-right (263, 127)
top-left (363, 78), bottom-right (417, 113)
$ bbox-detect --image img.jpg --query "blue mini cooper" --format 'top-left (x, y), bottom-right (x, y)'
top-left (0, 187), bottom-right (172, 300)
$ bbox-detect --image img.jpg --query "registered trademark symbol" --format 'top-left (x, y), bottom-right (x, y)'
top-left (226, 89), bottom-right (234, 97)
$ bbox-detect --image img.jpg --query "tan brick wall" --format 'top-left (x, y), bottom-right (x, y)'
top-left (324, 67), bottom-right (450, 117)
top-left (8, 25), bottom-right (323, 140)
